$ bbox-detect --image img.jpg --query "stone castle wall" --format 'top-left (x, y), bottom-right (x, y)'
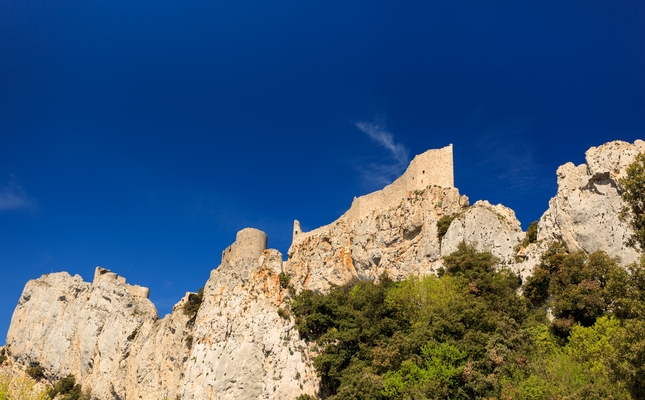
top-left (93, 266), bottom-right (151, 298)
top-left (222, 228), bottom-right (268, 265)
top-left (292, 144), bottom-right (454, 242)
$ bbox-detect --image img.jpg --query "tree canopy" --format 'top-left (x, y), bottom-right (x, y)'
top-left (292, 242), bottom-right (645, 399)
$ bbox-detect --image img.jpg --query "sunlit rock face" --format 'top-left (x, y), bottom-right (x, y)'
top-left (6, 270), bottom-right (172, 399)
top-left (6, 231), bottom-right (316, 400)
top-left (285, 145), bottom-right (472, 291)
top-left (286, 185), bottom-right (470, 291)
top-left (5, 140), bottom-right (644, 399)
top-left (441, 200), bottom-right (524, 264)
top-left (179, 229), bottom-right (317, 400)
top-left (539, 140), bottom-right (645, 265)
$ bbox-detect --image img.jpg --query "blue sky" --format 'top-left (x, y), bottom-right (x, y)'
top-left (1, 1), bottom-right (643, 344)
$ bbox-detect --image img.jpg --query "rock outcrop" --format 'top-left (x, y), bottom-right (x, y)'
top-left (4, 140), bottom-right (643, 399)
top-left (539, 140), bottom-right (645, 265)
top-left (286, 185), bottom-right (470, 292)
top-left (285, 145), bottom-right (532, 292)
top-left (6, 270), bottom-right (167, 399)
top-left (180, 229), bottom-right (317, 400)
top-left (5, 229), bottom-right (316, 400)
top-left (441, 200), bottom-right (524, 264)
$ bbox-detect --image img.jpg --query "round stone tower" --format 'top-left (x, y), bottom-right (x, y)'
top-left (221, 227), bottom-right (268, 265)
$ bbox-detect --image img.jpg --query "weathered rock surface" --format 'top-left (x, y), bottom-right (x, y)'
top-left (286, 186), bottom-right (470, 292)
top-left (539, 140), bottom-right (645, 265)
top-left (6, 229), bottom-right (315, 400)
top-left (7, 271), bottom-right (160, 398)
top-left (441, 200), bottom-right (524, 264)
top-left (285, 146), bottom-right (530, 291)
top-left (5, 140), bottom-right (644, 399)
top-left (180, 229), bottom-right (317, 400)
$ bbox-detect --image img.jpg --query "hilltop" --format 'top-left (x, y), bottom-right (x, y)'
top-left (1, 139), bottom-right (644, 399)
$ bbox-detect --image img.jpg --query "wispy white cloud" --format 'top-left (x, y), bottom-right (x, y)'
top-left (0, 182), bottom-right (36, 212)
top-left (355, 122), bottom-right (410, 185)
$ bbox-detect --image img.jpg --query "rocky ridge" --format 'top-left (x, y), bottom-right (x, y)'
top-left (2, 139), bottom-right (643, 399)
top-left (539, 139), bottom-right (645, 265)
top-left (5, 229), bottom-right (316, 400)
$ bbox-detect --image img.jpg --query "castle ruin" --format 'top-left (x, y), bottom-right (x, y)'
top-left (292, 144), bottom-right (454, 242)
top-left (93, 266), bottom-right (151, 299)
top-left (221, 227), bottom-right (268, 265)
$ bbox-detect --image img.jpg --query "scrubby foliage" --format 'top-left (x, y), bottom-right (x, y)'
top-left (436, 214), bottom-right (458, 240)
top-left (47, 375), bottom-right (89, 400)
top-left (26, 363), bottom-right (45, 381)
top-left (279, 272), bottom-right (291, 290)
top-left (524, 243), bottom-right (620, 336)
top-left (517, 221), bottom-right (538, 249)
top-left (620, 152), bottom-right (645, 252)
top-left (0, 373), bottom-right (49, 400)
top-left (277, 307), bottom-right (290, 320)
top-left (525, 220), bottom-right (538, 244)
top-left (292, 242), bottom-right (645, 399)
top-left (182, 287), bottom-right (204, 316)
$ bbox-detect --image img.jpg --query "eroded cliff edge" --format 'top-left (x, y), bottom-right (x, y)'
top-left (6, 229), bottom-right (316, 400)
top-left (3, 139), bottom-right (643, 399)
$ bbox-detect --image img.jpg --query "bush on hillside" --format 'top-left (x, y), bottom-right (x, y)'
top-left (620, 152), bottom-right (645, 252)
top-left (436, 214), bottom-right (458, 240)
top-left (183, 287), bottom-right (204, 316)
top-left (26, 363), bottom-right (45, 381)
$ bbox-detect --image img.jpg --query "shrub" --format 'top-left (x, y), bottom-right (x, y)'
top-left (182, 287), bottom-right (204, 316)
top-left (523, 243), bottom-right (620, 337)
top-left (49, 375), bottom-right (85, 400)
top-left (525, 220), bottom-right (538, 244)
top-left (436, 214), bottom-right (458, 240)
top-left (0, 373), bottom-right (49, 400)
top-left (185, 335), bottom-right (193, 349)
top-left (277, 308), bottom-right (290, 320)
top-left (513, 221), bottom-right (539, 260)
top-left (279, 272), bottom-right (291, 290)
top-left (26, 363), bottom-right (45, 381)
top-left (620, 152), bottom-right (645, 252)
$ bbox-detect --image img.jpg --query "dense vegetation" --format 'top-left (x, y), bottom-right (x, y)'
top-left (292, 242), bottom-right (645, 399)
top-left (620, 152), bottom-right (645, 252)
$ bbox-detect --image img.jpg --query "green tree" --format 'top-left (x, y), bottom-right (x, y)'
top-left (619, 152), bottom-right (645, 252)
top-left (523, 244), bottom-right (620, 337)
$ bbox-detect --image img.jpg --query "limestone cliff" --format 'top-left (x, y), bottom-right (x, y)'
top-left (441, 200), bottom-right (524, 264)
top-left (286, 186), bottom-right (470, 292)
top-left (5, 229), bottom-right (315, 400)
top-left (3, 140), bottom-right (643, 399)
top-left (539, 140), bottom-right (645, 265)
top-left (285, 144), bottom-right (529, 291)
